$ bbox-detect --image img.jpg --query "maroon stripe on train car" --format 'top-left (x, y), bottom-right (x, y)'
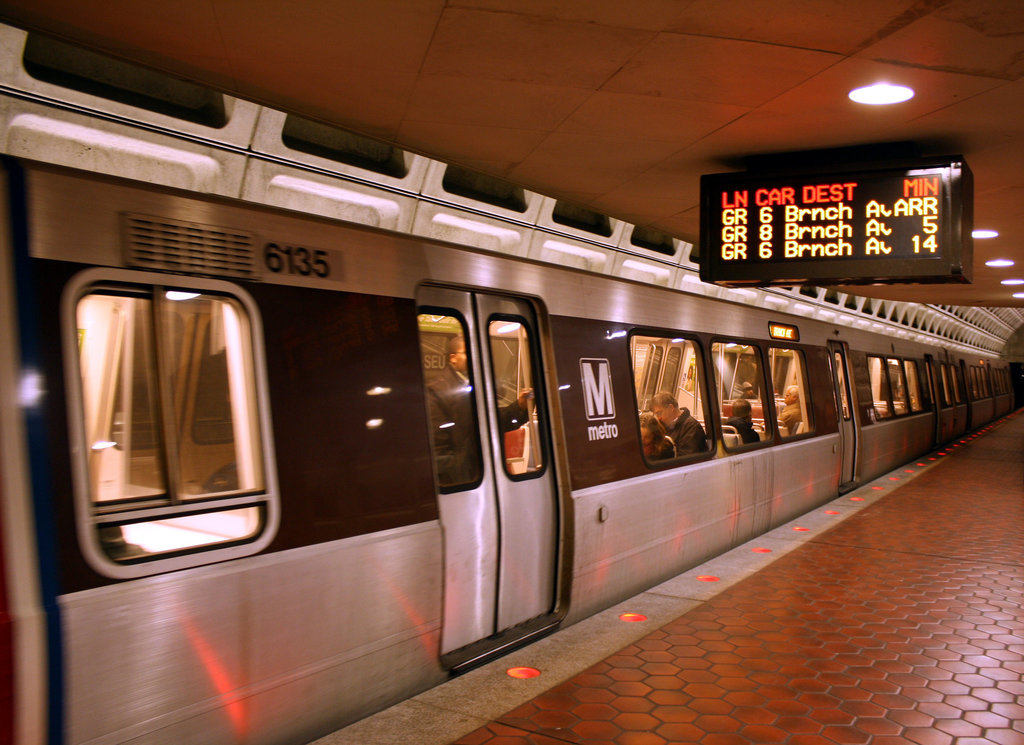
top-left (245, 283), bottom-right (439, 551)
top-left (549, 315), bottom-right (651, 491)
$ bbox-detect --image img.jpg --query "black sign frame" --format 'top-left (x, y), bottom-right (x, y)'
top-left (699, 156), bottom-right (973, 287)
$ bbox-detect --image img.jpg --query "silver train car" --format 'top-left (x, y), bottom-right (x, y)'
top-left (0, 23), bottom-right (1017, 745)
top-left (0, 157), bottom-right (1015, 745)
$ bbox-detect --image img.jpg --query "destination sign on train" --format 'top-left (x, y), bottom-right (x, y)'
top-left (699, 158), bottom-right (973, 287)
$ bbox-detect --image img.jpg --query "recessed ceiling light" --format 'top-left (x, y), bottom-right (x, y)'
top-left (1013, 292), bottom-right (1024, 299)
top-left (985, 259), bottom-right (1015, 268)
top-left (973, 229), bottom-right (999, 239)
top-left (1001, 278), bottom-right (1024, 285)
top-left (849, 83), bottom-right (914, 105)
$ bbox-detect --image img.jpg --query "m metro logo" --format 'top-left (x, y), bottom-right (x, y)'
top-left (580, 358), bottom-right (619, 441)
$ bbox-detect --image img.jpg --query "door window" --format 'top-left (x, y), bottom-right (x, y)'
top-left (834, 351), bottom-right (851, 420)
top-left (417, 312), bottom-right (483, 491)
top-left (905, 361), bottom-right (925, 412)
top-left (939, 364), bottom-right (952, 407)
top-left (488, 318), bottom-right (545, 477)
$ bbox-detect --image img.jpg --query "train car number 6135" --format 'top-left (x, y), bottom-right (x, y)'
top-left (264, 241), bottom-right (331, 278)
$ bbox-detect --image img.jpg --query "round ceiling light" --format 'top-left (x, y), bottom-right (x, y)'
top-left (1000, 278), bottom-right (1024, 285)
top-left (849, 83), bottom-right (915, 105)
top-left (1013, 292), bottom-right (1024, 299)
top-left (985, 259), bottom-right (1015, 267)
top-left (973, 229), bottom-right (999, 239)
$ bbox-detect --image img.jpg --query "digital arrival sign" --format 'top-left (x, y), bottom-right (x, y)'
top-left (699, 157), bottom-right (973, 287)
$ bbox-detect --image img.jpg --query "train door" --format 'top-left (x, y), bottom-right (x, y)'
top-left (924, 354), bottom-right (947, 444)
top-left (958, 360), bottom-right (973, 431)
top-left (416, 287), bottom-right (559, 669)
top-left (828, 341), bottom-right (857, 489)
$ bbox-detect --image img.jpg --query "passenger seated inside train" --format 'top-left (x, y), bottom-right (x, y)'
top-left (778, 385), bottom-right (802, 436)
top-left (724, 398), bottom-right (759, 444)
top-left (650, 391), bottom-right (707, 456)
top-left (735, 380), bottom-right (757, 399)
top-left (639, 411), bottom-right (675, 460)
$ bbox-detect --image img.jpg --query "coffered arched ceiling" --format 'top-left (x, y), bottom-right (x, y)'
top-left (1, 0), bottom-right (1023, 310)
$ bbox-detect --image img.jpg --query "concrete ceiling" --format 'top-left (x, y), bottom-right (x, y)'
top-left (1, 0), bottom-right (1023, 308)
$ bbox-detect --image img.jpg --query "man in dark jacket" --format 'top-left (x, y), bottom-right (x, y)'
top-left (426, 336), bottom-right (481, 488)
top-left (725, 397), bottom-right (760, 444)
top-left (426, 335), bottom-right (533, 487)
top-left (651, 391), bottom-right (707, 456)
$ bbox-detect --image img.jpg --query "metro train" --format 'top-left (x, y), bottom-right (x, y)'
top-left (0, 21), bottom-right (1018, 745)
top-left (0, 155), bottom-right (1015, 745)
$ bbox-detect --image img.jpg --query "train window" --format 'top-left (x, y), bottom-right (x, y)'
top-left (418, 313), bottom-right (483, 491)
top-left (631, 335), bottom-right (708, 462)
top-left (712, 341), bottom-right (768, 447)
top-left (968, 367), bottom-right (980, 399)
top-left (769, 348), bottom-right (812, 437)
top-left (488, 318), bottom-right (545, 477)
top-left (868, 356), bottom-right (894, 419)
top-left (887, 358), bottom-right (910, 415)
top-left (904, 361), bottom-right (925, 412)
top-left (981, 367), bottom-right (992, 397)
top-left (69, 279), bottom-right (276, 574)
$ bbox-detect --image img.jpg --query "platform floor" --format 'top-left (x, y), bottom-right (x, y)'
top-left (315, 412), bottom-right (1023, 745)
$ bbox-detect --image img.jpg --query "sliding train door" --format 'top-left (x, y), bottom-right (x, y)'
top-left (416, 287), bottom-right (559, 668)
top-left (829, 341), bottom-right (858, 489)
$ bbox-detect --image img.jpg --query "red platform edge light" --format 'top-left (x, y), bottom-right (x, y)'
top-left (792, 526), bottom-right (809, 532)
top-left (697, 575), bottom-right (720, 582)
top-left (752, 547), bottom-right (772, 553)
top-left (850, 496), bottom-right (865, 501)
top-left (904, 469), bottom-right (915, 473)
top-left (825, 510), bottom-right (839, 515)
top-left (889, 476), bottom-right (901, 481)
top-left (619, 613), bottom-right (648, 622)
top-left (871, 486), bottom-right (885, 490)
top-left (506, 666), bottom-right (541, 679)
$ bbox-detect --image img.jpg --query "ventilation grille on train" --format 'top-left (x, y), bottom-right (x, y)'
top-left (121, 213), bottom-right (258, 279)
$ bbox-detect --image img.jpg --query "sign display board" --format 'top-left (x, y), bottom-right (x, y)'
top-left (699, 157), bottom-right (972, 287)
top-left (768, 322), bottom-right (799, 342)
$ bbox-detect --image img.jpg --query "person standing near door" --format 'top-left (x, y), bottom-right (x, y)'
top-left (426, 335), bottom-right (482, 488)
